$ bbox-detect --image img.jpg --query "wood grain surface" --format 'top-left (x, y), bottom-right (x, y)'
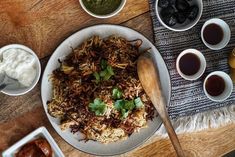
top-left (1, 106), bottom-right (235, 157)
top-left (0, 0), bottom-right (235, 157)
top-left (0, 0), bottom-right (149, 59)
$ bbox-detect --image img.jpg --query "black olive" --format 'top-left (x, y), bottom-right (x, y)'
top-left (168, 0), bottom-right (176, 5)
top-left (160, 6), bottom-right (175, 17)
top-left (163, 15), bottom-right (177, 26)
top-left (176, 0), bottom-right (190, 11)
top-left (188, 5), bottom-right (199, 20)
top-left (175, 12), bottom-right (186, 24)
top-left (158, 0), bottom-right (169, 8)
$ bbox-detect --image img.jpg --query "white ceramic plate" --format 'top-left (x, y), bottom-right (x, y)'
top-left (41, 24), bottom-right (171, 156)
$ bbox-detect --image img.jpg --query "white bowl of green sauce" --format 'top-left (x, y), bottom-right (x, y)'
top-left (79, 0), bottom-right (126, 18)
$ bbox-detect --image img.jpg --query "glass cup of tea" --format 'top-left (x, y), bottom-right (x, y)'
top-left (176, 49), bottom-right (206, 80)
top-left (203, 71), bottom-right (233, 102)
top-left (201, 18), bottom-right (231, 50)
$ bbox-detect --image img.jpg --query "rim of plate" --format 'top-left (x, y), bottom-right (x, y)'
top-left (41, 24), bottom-right (172, 156)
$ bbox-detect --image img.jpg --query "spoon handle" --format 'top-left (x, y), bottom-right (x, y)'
top-left (152, 75), bottom-right (185, 157)
top-left (152, 93), bottom-right (185, 157)
top-left (161, 110), bottom-right (185, 157)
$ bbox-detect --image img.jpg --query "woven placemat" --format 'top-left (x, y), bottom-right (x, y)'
top-left (149, 0), bottom-right (235, 119)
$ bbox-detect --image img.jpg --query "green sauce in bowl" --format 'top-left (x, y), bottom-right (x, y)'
top-left (82, 0), bottom-right (122, 15)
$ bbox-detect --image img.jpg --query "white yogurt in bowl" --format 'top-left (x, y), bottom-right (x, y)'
top-left (0, 48), bottom-right (37, 87)
top-left (0, 44), bottom-right (41, 96)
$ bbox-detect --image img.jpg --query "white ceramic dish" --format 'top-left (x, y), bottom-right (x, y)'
top-left (0, 44), bottom-right (41, 96)
top-left (2, 126), bottom-right (64, 157)
top-left (155, 0), bottom-right (203, 31)
top-left (201, 18), bottom-right (231, 50)
top-left (176, 49), bottom-right (206, 80)
top-left (79, 0), bottom-right (126, 18)
top-left (203, 71), bottom-right (233, 102)
top-left (41, 24), bottom-right (171, 156)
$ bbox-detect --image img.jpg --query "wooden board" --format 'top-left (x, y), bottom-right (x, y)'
top-left (1, 106), bottom-right (235, 157)
top-left (0, 0), bottom-right (149, 59)
top-left (1, 0), bottom-right (235, 157)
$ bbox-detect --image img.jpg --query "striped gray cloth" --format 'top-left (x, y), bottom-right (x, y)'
top-left (149, 0), bottom-right (235, 119)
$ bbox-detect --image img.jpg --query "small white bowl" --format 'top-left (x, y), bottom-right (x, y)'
top-left (0, 44), bottom-right (41, 96)
top-left (201, 18), bottom-right (231, 50)
top-left (2, 126), bottom-right (65, 157)
top-left (155, 0), bottom-right (203, 31)
top-left (203, 71), bottom-right (233, 102)
top-left (176, 49), bottom-right (206, 80)
top-left (79, 0), bottom-right (126, 18)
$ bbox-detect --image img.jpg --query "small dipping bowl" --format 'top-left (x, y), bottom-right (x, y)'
top-left (0, 44), bottom-right (41, 96)
top-left (176, 49), bottom-right (206, 80)
top-left (79, 0), bottom-right (126, 18)
top-left (155, 0), bottom-right (203, 31)
top-left (203, 71), bottom-right (233, 102)
top-left (2, 127), bottom-right (64, 157)
top-left (201, 18), bottom-right (231, 50)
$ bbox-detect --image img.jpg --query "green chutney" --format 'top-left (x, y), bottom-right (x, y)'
top-left (82, 0), bottom-right (122, 15)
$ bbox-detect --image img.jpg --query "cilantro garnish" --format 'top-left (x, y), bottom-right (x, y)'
top-left (114, 97), bottom-right (144, 119)
top-left (134, 97), bottom-right (144, 108)
top-left (93, 72), bottom-right (100, 84)
top-left (112, 87), bottom-right (123, 99)
top-left (100, 65), bottom-right (114, 80)
top-left (89, 98), bottom-right (106, 116)
top-left (100, 59), bottom-right (107, 70)
top-left (106, 65), bottom-right (114, 75)
top-left (92, 59), bottom-right (114, 82)
top-left (114, 99), bottom-right (135, 119)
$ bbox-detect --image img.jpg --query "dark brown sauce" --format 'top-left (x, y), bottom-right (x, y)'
top-left (203, 23), bottom-right (223, 45)
top-left (179, 53), bottom-right (201, 76)
top-left (205, 75), bottom-right (225, 96)
top-left (16, 138), bottom-right (52, 157)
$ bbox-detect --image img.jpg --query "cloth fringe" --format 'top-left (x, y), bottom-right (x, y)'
top-left (156, 104), bottom-right (235, 137)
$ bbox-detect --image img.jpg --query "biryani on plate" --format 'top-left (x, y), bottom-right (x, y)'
top-left (47, 35), bottom-right (156, 143)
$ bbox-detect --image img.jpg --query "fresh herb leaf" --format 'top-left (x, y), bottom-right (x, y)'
top-left (112, 87), bottom-right (123, 99)
top-left (107, 65), bottom-right (114, 75)
top-left (134, 97), bottom-right (144, 108)
top-left (93, 60), bottom-right (114, 82)
top-left (100, 59), bottom-right (107, 70)
top-left (93, 72), bottom-right (100, 84)
top-left (103, 72), bottom-right (113, 80)
top-left (114, 99), bottom-right (135, 119)
top-left (99, 66), bottom-right (114, 81)
top-left (114, 99), bottom-right (125, 110)
top-left (89, 98), bottom-right (106, 116)
top-left (114, 97), bottom-right (144, 119)
top-left (124, 100), bottom-right (135, 110)
top-left (99, 70), bottom-right (107, 77)
top-left (121, 109), bottom-right (129, 119)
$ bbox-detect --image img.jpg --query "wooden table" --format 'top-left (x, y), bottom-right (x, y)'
top-left (0, 0), bottom-right (235, 156)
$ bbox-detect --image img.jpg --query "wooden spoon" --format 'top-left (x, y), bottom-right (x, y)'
top-left (137, 55), bottom-right (185, 157)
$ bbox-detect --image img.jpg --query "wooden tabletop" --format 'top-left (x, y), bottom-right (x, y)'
top-left (0, 0), bottom-right (235, 156)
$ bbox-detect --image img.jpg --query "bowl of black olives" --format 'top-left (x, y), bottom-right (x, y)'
top-left (156, 0), bottom-right (203, 31)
